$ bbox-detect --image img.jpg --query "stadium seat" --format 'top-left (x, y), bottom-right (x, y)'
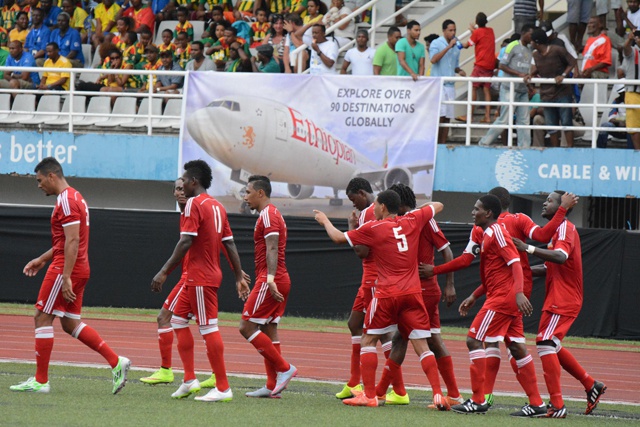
top-left (120, 98), bottom-right (163, 128)
top-left (0, 93), bottom-right (12, 120)
top-left (44, 95), bottom-right (87, 126)
top-left (82, 44), bottom-right (92, 68)
top-left (20, 95), bottom-right (62, 125)
top-left (94, 96), bottom-right (137, 127)
top-left (91, 49), bottom-right (103, 68)
top-left (73, 96), bottom-right (111, 126)
top-left (153, 98), bottom-right (182, 129)
top-left (192, 20), bottom-right (205, 41)
top-left (155, 20), bottom-right (179, 46)
top-left (0, 94), bottom-right (36, 124)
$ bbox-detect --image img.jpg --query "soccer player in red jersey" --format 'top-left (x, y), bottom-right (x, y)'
top-left (152, 160), bottom-right (249, 402)
top-left (141, 178), bottom-right (216, 388)
top-left (239, 175), bottom-right (298, 398)
top-left (450, 194), bottom-right (546, 417)
top-left (315, 190), bottom-right (448, 410)
top-left (423, 186), bottom-right (578, 406)
top-left (11, 157), bottom-right (130, 395)
top-left (374, 183), bottom-right (462, 408)
top-left (513, 191), bottom-right (606, 418)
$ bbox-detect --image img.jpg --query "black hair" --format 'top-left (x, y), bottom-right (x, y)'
top-left (312, 23), bottom-right (326, 34)
top-left (442, 19), bottom-right (455, 30)
top-left (139, 27), bottom-right (152, 37)
top-left (510, 32), bottom-right (521, 42)
top-left (125, 31), bottom-right (138, 44)
top-left (531, 28), bottom-right (548, 45)
top-left (162, 28), bottom-right (173, 36)
top-left (406, 20), bottom-right (420, 31)
top-left (285, 13), bottom-right (303, 26)
top-left (387, 26), bottom-right (400, 36)
top-left (16, 11), bottom-right (28, 19)
top-left (388, 183), bottom-right (416, 210)
top-left (192, 40), bottom-right (204, 50)
top-left (46, 41), bottom-right (59, 50)
top-left (117, 16), bottom-right (134, 29)
top-left (377, 190), bottom-right (401, 214)
top-left (183, 160), bottom-right (213, 189)
top-left (225, 26), bottom-right (238, 36)
top-left (488, 186), bottom-right (510, 211)
top-left (520, 24), bottom-right (534, 35)
top-left (248, 175), bottom-right (272, 197)
top-left (552, 190), bottom-right (572, 215)
top-left (424, 33), bottom-right (439, 44)
top-left (176, 6), bottom-right (189, 15)
top-left (476, 12), bottom-right (487, 27)
top-left (35, 157), bottom-right (63, 177)
top-left (346, 177), bottom-right (373, 195)
top-left (479, 194), bottom-right (502, 220)
top-left (211, 5), bottom-right (224, 13)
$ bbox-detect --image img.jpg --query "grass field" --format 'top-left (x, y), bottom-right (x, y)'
top-left (1, 362), bottom-right (639, 427)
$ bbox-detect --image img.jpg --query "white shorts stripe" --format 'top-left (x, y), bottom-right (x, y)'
top-left (43, 274), bottom-right (64, 315)
top-left (543, 313), bottom-right (561, 341)
top-left (476, 309), bottom-right (495, 341)
top-left (168, 285), bottom-right (184, 313)
top-left (196, 286), bottom-right (206, 326)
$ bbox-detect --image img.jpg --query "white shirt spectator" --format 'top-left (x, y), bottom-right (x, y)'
top-left (344, 46), bottom-right (375, 75)
top-left (310, 40), bottom-right (338, 74)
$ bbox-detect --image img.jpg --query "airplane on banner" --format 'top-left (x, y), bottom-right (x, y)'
top-left (185, 96), bottom-right (433, 203)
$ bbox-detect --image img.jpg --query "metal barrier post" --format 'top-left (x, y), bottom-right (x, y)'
top-left (69, 71), bottom-right (75, 133)
top-left (591, 82), bottom-right (599, 148)
top-left (507, 80), bottom-right (514, 147)
top-left (466, 79), bottom-right (472, 145)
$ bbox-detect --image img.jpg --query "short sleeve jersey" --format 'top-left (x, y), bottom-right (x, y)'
top-left (346, 205), bottom-right (435, 298)
top-left (498, 211), bottom-right (539, 297)
top-left (395, 37), bottom-right (424, 76)
top-left (500, 40), bottom-right (532, 92)
top-left (359, 203), bottom-right (377, 287)
top-left (418, 217), bottom-right (450, 294)
top-left (469, 26), bottom-right (495, 71)
top-left (581, 34), bottom-right (612, 74)
top-left (254, 204), bottom-right (289, 282)
top-left (543, 220), bottom-right (583, 317)
top-left (480, 223), bottom-right (522, 316)
top-left (51, 187), bottom-right (90, 278)
top-left (181, 193), bottom-right (233, 287)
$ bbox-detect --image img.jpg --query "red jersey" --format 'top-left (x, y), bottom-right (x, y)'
top-left (418, 217), bottom-right (450, 295)
top-left (254, 203), bottom-right (289, 282)
top-left (178, 211), bottom-right (190, 280)
top-left (346, 205), bottom-right (435, 298)
top-left (581, 34), bottom-right (612, 74)
top-left (181, 193), bottom-right (233, 287)
top-left (469, 26), bottom-right (496, 71)
top-left (543, 220), bottom-right (583, 317)
top-left (480, 223), bottom-right (522, 316)
top-left (359, 203), bottom-right (377, 287)
top-left (50, 187), bottom-right (90, 278)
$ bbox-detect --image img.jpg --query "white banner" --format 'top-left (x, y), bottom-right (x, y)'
top-left (180, 73), bottom-right (442, 215)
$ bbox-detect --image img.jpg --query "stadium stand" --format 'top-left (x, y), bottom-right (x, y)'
top-left (0, 94), bottom-right (36, 124)
top-left (94, 96), bottom-right (137, 127)
top-left (44, 95), bottom-right (87, 126)
top-left (121, 98), bottom-right (163, 128)
top-left (20, 95), bottom-right (62, 125)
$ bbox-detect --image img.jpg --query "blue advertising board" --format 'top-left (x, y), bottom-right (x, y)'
top-left (0, 131), bottom-right (178, 180)
top-left (434, 146), bottom-right (640, 197)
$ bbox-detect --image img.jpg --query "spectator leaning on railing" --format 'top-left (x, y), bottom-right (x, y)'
top-left (0, 40), bottom-right (40, 92)
top-left (341, 29), bottom-right (374, 75)
top-left (396, 20), bottom-right (424, 81)
top-left (372, 26), bottom-right (400, 76)
top-left (621, 30), bottom-right (640, 149)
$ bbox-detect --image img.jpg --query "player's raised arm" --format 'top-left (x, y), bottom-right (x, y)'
top-left (530, 193), bottom-right (578, 242)
top-left (314, 210), bottom-right (348, 244)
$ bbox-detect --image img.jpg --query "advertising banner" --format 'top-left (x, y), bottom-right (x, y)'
top-left (180, 73), bottom-right (442, 214)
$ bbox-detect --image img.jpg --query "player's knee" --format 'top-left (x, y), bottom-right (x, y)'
top-left (466, 336), bottom-right (482, 351)
top-left (347, 314), bottom-right (363, 335)
top-left (507, 342), bottom-right (527, 359)
top-left (157, 310), bottom-right (172, 327)
top-left (239, 319), bottom-right (258, 338)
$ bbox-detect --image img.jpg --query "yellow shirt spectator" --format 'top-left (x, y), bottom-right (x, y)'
top-left (94, 2), bottom-right (121, 33)
top-left (69, 7), bottom-right (89, 37)
top-left (9, 27), bottom-right (28, 43)
top-left (43, 54), bottom-right (72, 90)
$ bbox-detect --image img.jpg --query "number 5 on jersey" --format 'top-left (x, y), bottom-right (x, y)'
top-left (393, 226), bottom-right (408, 252)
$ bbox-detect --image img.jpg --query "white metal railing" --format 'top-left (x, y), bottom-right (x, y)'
top-left (441, 76), bottom-right (640, 148)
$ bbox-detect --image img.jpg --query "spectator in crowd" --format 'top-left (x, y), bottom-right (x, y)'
top-left (619, 0), bottom-right (640, 34)
top-left (21, 0), bottom-right (40, 17)
top-left (250, 9), bottom-right (270, 48)
top-left (9, 11), bottom-right (28, 44)
top-left (1, 0), bottom-right (20, 31)
top-left (39, 42), bottom-right (71, 91)
top-left (294, 0), bottom-right (325, 48)
top-left (530, 85), bottom-right (548, 147)
top-left (479, 25), bottom-right (534, 147)
top-left (621, 30), bottom-right (640, 149)
top-left (26, 8), bottom-right (51, 66)
top-left (112, 16), bottom-right (134, 47)
top-left (0, 26), bottom-right (7, 48)
top-left (122, 0), bottom-right (156, 36)
top-left (162, 0), bottom-right (199, 22)
top-left (77, 48), bottom-right (138, 93)
top-left (567, 0), bottom-right (592, 51)
top-left (234, 0), bottom-right (258, 22)
top-left (266, 0), bottom-right (288, 15)
top-left (373, 26), bottom-right (400, 76)
top-left (50, 12), bottom-right (84, 68)
top-left (224, 40), bottom-right (251, 71)
top-left (251, 43), bottom-right (281, 72)
top-left (40, 0), bottom-right (62, 29)
top-left (513, 0), bottom-right (543, 33)
top-left (156, 49), bottom-right (184, 93)
top-left (152, 0), bottom-right (171, 19)
top-left (0, 47), bottom-right (8, 77)
top-left (596, 0), bottom-right (623, 31)
top-left (139, 28), bottom-right (154, 49)
top-left (525, 29), bottom-right (577, 147)
top-left (120, 30), bottom-right (142, 68)
top-left (202, 7), bottom-right (228, 35)
top-left (207, 25), bottom-right (249, 58)
top-left (92, 0), bottom-right (121, 48)
top-left (137, 44), bottom-right (163, 92)
top-left (539, 20), bottom-right (578, 59)
top-left (396, 20), bottom-right (424, 81)
top-left (322, 0), bottom-right (355, 48)
top-left (423, 33), bottom-right (439, 75)
top-left (174, 6), bottom-right (194, 41)
top-left (175, 31), bottom-right (192, 69)
top-left (0, 40), bottom-right (40, 91)
top-left (430, 19), bottom-right (466, 145)
top-left (457, 12), bottom-right (496, 124)
top-left (596, 85), bottom-right (633, 148)
top-left (309, 23), bottom-right (337, 74)
top-left (289, 0), bottom-right (308, 18)
top-left (262, 14), bottom-right (286, 68)
top-left (340, 29), bottom-right (374, 75)
top-left (201, 0), bottom-right (234, 23)
top-left (581, 16), bottom-right (612, 79)
top-left (283, 13), bottom-right (307, 73)
top-left (186, 40), bottom-right (216, 70)
top-left (159, 28), bottom-right (178, 57)
top-left (61, 0), bottom-right (89, 43)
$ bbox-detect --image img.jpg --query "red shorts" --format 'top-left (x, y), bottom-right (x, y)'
top-left (536, 311), bottom-right (576, 343)
top-left (163, 277), bottom-right (187, 312)
top-left (365, 293), bottom-right (431, 340)
top-left (422, 292), bottom-right (441, 332)
top-left (242, 279), bottom-right (291, 324)
top-left (172, 286), bottom-right (219, 326)
top-left (472, 64), bottom-right (493, 88)
top-left (35, 266), bottom-right (88, 319)
top-left (468, 307), bottom-right (525, 343)
top-left (351, 285), bottom-right (375, 313)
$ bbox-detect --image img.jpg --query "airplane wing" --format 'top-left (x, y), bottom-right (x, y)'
top-left (355, 163), bottom-right (434, 192)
